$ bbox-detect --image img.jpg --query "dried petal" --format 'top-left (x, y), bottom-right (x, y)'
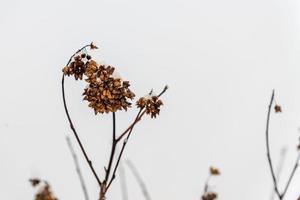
top-left (90, 42), bottom-right (98, 49)
top-left (210, 167), bottom-right (220, 175)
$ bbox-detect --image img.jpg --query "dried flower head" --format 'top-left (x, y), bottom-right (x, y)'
top-left (210, 167), bottom-right (220, 176)
top-left (83, 65), bottom-right (135, 114)
top-left (63, 54), bottom-right (92, 80)
top-left (35, 185), bottom-right (57, 200)
top-left (202, 192), bottom-right (217, 200)
top-left (274, 104), bottom-right (282, 113)
top-left (90, 42), bottom-right (98, 49)
top-left (136, 93), bottom-right (163, 118)
top-left (62, 45), bottom-right (135, 114)
top-left (30, 179), bottom-right (58, 200)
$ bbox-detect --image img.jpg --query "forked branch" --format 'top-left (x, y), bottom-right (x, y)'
top-left (265, 90), bottom-right (300, 200)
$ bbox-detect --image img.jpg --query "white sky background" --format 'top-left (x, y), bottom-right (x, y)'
top-left (1, 0), bottom-right (300, 199)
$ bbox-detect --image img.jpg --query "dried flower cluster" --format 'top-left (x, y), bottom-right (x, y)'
top-left (29, 179), bottom-right (58, 200)
top-left (202, 192), bottom-right (217, 200)
top-left (62, 54), bottom-right (91, 80)
top-left (83, 65), bottom-right (135, 114)
top-left (62, 44), bottom-right (138, 114)
top-left (136, 94), bottom-right (163, 118)
top-left (62, 43), bottom-right (166, 117)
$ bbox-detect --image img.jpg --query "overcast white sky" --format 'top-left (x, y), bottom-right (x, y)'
top-left (1, 0), bottom-right (300, 199)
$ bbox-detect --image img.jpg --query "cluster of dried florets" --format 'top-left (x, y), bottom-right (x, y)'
top-left (62, 43), bottom-right (165, 117)
top-left (29, 178), bottom-right (57, 200)
top-left (62, 53), bottom-right (92, 80)
top-left (202, 192), bottom-right (217, 200)
top-left (83, 65), bottom-right (135, 114)
top-left (136, 94), bottom-right (163, 118)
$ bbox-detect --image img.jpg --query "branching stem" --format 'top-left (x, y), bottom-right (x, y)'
top-left (62, 44), bottom-right (102, 186)
top-left (281, 153), bottom-right (300, 199)
top-left (265, 90), bottom-right (300, 200)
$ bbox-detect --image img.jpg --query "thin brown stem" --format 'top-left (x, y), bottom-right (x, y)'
top-left (157, 85), bottom-right (168, 97)
top-left (126, 160), bottom-right (151, 200)
top-left (281, 153), bottom-right (300, 199)
top-left (66, 136), bottom-right (89, 200)
top-left (116, 109), bottom-right (145, 142)
top-left (107, 109), bottom-right (144, 189)
top-left (270, 147), bottom-right (287, 200)
top-left (104, 112), bottom-right (117, 183)
top-left (61, 44), bottom-right (102, 186)
top-left (265, 90), bottom-right (281, 199)
top-left (66, 45), bottom-right (91, 65)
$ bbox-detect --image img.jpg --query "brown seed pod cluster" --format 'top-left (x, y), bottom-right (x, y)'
top-left (202, 192), bottom-right (217, 200)
top-left (83, 65), bottom-right (135, 114)
top-left (62, 53), bottom-right (93, 80)
top-left (62, 46), bottom-right (136, 114)
top-left (136, 94), bottom-right (163, 118)
top-left (29, 179), bottom-right (58, 200)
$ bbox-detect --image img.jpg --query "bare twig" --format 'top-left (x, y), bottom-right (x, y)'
top-left (66, 136), bottom-right (89, 200)
top-left (281, 152), bottom-right (300, 199)
top-left (61, 44), bottom-right (102, 186)
top-left (116, 109), bottom-right (144, 142)
top-left (104, 112), bottom-right (117, 183)
top-left (265, 90), bottom-right (281, 199)
top-left (106, 108), bottom-right (144, 189)
top-left (126, 160), bottom-right (151, 200)
top-left (265, 90), bottom-right (300, 200)
top-left (270, 147), bottom-right (287, 200)
top-left (101, 103), bottom-right (145, 198)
